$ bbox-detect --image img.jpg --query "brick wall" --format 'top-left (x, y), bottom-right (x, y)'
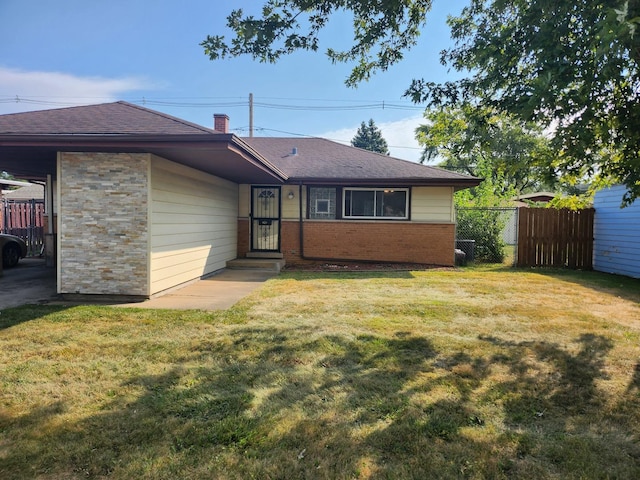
top-left (237, 218), bottom-right (250, 257)
top-left (238, 218), bottom-right (455, 266)
top-left (59, 152), bottom-right (150, 296)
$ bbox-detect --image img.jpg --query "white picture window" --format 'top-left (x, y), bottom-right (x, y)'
top-left (343, 188), bottom-right (408, 219)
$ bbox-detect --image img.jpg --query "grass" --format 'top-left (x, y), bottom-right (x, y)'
top-left (1, 265), bottom-right (640, 479)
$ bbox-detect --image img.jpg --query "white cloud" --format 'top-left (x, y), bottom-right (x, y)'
top-left (0, 67), bottom-right (149, 114)
top-left (316, 115), bottom-right (427, 163)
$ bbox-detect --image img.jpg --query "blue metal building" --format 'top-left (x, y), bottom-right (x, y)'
top-left (593, 185), bottom-right (640, 279)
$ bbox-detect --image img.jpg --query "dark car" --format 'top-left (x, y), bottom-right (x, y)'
top-left (1, 234), bottom-right (28, 268)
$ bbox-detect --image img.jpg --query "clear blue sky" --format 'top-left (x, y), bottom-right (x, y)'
top-left (0, 0), bottom-right (467, 162)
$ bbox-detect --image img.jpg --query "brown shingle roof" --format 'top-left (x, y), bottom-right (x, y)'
top-left (242, 137), bottom-right (480, 186)
top-left (0, 102), bottom-right (480, 187)
top-left (0, 101), bottom-right (217, 136)
top-left (2, 184), bottom-right (44, 200)
top-left (0, 102), bottom-right (284, 184)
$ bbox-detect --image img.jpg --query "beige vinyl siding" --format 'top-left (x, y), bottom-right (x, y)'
top-left (282, 186), bottom-right (305, 219)
top-left (241, 184), bottom-right (451, 222)
top-left (411, 187), bottom-right (455, 222)
top-left (150, 156), bottom-right (238, 295)
top-left (239, 184), bottom-right (305, 220)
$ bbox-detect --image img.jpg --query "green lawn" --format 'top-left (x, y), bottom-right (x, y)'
top-left (1, 266), bottom-right (639, 479)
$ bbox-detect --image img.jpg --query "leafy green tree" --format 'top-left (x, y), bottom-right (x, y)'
top-left (351, 119), bottom-right (390, 154)
top-left (416, 104), bottom-right (556, 196)
top-left (408, 0), bottom-right (640, 204)
top-left (205, 1), bottom-right (640, 203)
top-left (201, 1), bottom-right (432, 87)
top-left (546, 195), bottom-right (594, 210)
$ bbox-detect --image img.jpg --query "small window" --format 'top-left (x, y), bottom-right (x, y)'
top-left (315, 199), bottom-right (330, 214)
top-left (309, 187), bottom-right (337, 219)
top-left (343, 188), bottom-right (408, 219)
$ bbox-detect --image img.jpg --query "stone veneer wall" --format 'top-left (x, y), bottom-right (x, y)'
top-left (58, 152), bottom-right (150, 296)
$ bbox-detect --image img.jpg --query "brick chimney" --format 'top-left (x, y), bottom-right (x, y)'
top-left (213, 114), bottom-right (229, 133)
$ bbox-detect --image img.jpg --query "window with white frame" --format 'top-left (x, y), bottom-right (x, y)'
top-left (309, 187), bottom-right (337, 219)
top-left (343, 188), bottom-right (408, 219)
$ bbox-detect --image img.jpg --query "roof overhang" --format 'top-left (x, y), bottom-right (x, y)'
top-left (0, 134), bottom-right (287, 184)
top-left (285, 177), bottom-right (483, 189)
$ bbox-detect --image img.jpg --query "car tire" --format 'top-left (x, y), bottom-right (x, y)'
top-left (3, 243), bottom-right (21, 268)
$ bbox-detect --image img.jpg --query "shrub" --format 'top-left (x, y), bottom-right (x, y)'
top-left (456, 208), bottom-right (506, 263)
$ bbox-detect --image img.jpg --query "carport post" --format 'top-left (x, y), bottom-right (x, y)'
top-left (45, 175), bottom-right (55, 268)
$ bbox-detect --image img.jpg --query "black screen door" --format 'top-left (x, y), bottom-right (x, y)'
top-left (251, 186), bottom-right (281, 252)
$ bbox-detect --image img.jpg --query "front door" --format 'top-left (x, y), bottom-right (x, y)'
top-left (251, 186), bottom-right (281, 252)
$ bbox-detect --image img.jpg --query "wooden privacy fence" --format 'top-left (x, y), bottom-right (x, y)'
top-left (1, 199), bottom-right (45, 256)
top-left (517, 208), bottom-right (594, 269)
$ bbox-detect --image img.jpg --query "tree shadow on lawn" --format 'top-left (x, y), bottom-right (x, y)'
top-left (3, 328), bottom-right (640, 479)
top-left (0, 304), bottom-right (73, 330)
top-left (517, 268), bottom-right (640, 305)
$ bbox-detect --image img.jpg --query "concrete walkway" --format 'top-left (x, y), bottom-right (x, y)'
top-left (0, 258), bottom-right (276, 311)
top-left (112, 270), bottom-right (276, 310)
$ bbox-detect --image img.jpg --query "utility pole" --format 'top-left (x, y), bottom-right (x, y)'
top-left (249, 93), bottom-right (254, 138)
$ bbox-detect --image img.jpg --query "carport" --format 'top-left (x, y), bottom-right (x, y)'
top-left (0, 144), bottom-right (56, 292)
top-left (0, 257), bottom-right (274, 311)
top-left (0, 102), bottom-right (284, 301)
top-left (0, 257), bottom-right (56, 309)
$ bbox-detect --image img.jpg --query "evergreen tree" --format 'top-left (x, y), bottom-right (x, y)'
top-left (351, 119), bottom-right (389, 154)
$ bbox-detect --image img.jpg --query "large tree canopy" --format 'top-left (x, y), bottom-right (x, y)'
top-left (409, 0), bottom-right (640, 204)
top-left (201, 0), bottom-right (432, 86)
top-left (416, 105), bottom-right (556, 196)
top-left (204, 0), bottom-right (640, 203)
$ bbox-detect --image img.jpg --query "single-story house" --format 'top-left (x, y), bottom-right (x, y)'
top-left (0, 101), bottom-right (480, 300)
top-left (512, 191), bottom-right (557, 207)
top-left (2, 183), bottom-right (45, 201)
top-left (0, 180), bottom-right (44, 233)
top-left (1, 178), bottom-right (41, 198)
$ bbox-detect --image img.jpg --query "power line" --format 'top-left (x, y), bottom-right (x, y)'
top-left (232, 126), bottom-right (424, 151)
top-left (1, 95), bottom-right (426, 151)
top-left (0, 95), bottom-right (425, 112)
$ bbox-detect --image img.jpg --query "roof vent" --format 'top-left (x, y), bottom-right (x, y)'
top-left (292, 147), bottom-right (298, 155)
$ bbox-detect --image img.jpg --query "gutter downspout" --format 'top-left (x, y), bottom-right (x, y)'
top-left (297, 183), bottom-right (375, 263)
top-left (296, 188), bottom-right (446, 266)
top-left (297, 184), bottom-right (387, 264)
top-left (298, 182), bottom-right (304, 258)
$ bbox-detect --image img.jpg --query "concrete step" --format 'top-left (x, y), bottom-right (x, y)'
top-left (246, 252), bottom-right (284, 259)
top-left (226, 258), bottom-right (285, 272)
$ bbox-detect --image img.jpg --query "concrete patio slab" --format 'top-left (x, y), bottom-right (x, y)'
top-left (0, 258), bottom-right (276, 311)
top-left (112, 270), bottom-right (276, 310)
